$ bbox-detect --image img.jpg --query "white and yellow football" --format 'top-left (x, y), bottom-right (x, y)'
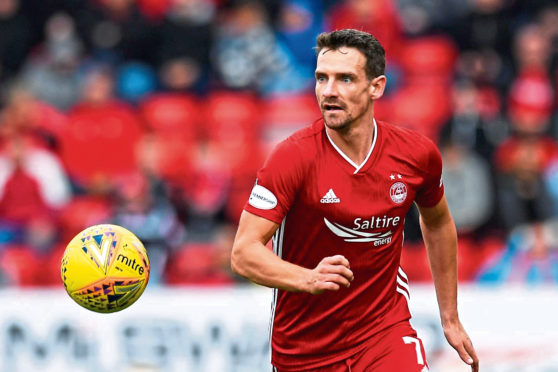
top-left (61, 224), bottom-right (150, 313)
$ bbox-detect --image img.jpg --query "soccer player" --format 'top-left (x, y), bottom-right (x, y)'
top-left (231, 29), bottom-right (479, 372)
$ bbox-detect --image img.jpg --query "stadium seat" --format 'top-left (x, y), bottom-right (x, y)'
top-left (400, 36), bottom-right (458, 82)
top-left (137, 0), bottom-right (171, 20)
top-left (41, 245), bottom-right (66, 287)
top-left (203, 91), bottom-right (262, 142)
top-left (328, 0), bottom-right (404, 62)
top-left (389, 84), bottom-right (452, 141)
top-left (61, 102), bottom-right (144, 187)
top-left (165, 243), bottom-right (235, 286)
top-left (260, 93), bottom-right (321, 149)
top-left (180, 141), bottom-right (231, 215)
top-left (400, 242), bottom-right (432, 282)
top-left (136, 133), bottom-right (196, 185)
top-left (139, 93), bottom-right (201, 141)
top-left (0, 245), bottom-right (41, 286)
top-left (58, 196), bottom-right (113, 243)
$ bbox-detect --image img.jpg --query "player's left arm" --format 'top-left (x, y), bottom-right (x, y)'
top-left (417, 196), bottom-right (479, 372)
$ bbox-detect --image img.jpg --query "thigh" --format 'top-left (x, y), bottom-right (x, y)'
top-left (273, 360), bottom-right (349, 372)
top-left (272, 360), bottom-right (349, 372)
top-left (350, 324), bottom-right (429, 372)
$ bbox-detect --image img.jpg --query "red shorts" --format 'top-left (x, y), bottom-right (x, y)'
top-left (273, 322), bottom-right (429, 372)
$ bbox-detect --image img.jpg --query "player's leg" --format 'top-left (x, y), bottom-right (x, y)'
top-left (348, 324), bottom-right (429, 372)
top-left (272, 358), bottom-right (349, 372)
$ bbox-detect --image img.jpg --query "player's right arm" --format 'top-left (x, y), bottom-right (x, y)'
top-left (231, 210), bottom-right (353, 294)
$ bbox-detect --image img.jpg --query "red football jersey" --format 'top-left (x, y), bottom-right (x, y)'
top-left (244, 118), bottom-right (444, 370)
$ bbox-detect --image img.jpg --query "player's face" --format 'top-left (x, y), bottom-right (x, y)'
top-left (315, 47), bottom-right (378, 130)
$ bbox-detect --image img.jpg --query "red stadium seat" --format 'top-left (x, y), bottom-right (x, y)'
top-left (165, 243), bottom-right (235, 286)
top-left (139, 93), bottom-right (201, 141)
top-left (261, 93), bottom-right (321, 148)
top-left (457, 237), bottom-right (506, 282)
top-left (61, 102), bottom-right (144, 187)
top-left (374, 98), bottom-right (394, 123)
top-left (262, 93), bottom-right (320, 127)
top-left (136, 133), bottom-right (196, 184)
top-left (179, 141), bottom-right (231, 214)
top-left (400, 36), bottom-right (458, 81)
top-left (0, 245), bottom-right (41, 286)
top-left (389, 84), bottom-right (452, 141)
top-left (224, 141), bottom-right (266, 222)
top-left (41, 245), bottom-right (66, 287)
top-left (400, 242), bottom-right (432, 282)
top-left (203, 91), bottom-right (262, 142)
top-left (401, 237), bottom-right (505, 283)
top-left (328, 0), bottom-right (404, 62)
top-left (58, 196), bottom-right (113, 243)
top-left (136, 0), bottom-right (170, 20)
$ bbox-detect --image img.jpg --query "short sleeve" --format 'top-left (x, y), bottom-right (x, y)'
top-left (415, 139), bottom-right (445, 208)
top-left (244, 139), bottom-right (305, 224)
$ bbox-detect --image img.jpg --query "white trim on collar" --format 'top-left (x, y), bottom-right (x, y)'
top-left (325, 118), bottom-right (378, 175)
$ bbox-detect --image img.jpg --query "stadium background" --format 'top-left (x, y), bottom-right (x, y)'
top-left (0, 0), bottom-right (557, 371)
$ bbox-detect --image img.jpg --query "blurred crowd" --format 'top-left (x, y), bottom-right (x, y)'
top-left (0, 0), bottom-right (557, 287)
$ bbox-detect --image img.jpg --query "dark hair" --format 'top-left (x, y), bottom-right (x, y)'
top-left (315, 29), bottom-right (386, 79)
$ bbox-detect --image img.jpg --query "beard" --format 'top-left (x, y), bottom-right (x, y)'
top-left (323, 113), bottom-right (352, 130)
top-left (321, 105), bottom-right (356, 131)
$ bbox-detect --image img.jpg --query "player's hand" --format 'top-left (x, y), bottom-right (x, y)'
top-left (306, 255), bottom-right (354, 294)
top-left (443, 320), bottom-right (479, 372)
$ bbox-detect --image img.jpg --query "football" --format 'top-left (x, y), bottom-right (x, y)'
top-left (61, 224), bottom-right (150, 313)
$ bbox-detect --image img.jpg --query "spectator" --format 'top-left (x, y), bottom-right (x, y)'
top-left (211, 0), bottom-right (311, 95)
top-left (441, 140), bottom-right (494, 235)
top-left (61, 64), bottom-right (144, 190)
top-left (396, 0), bottom-right (470, 37)
top-left (112, 171), bottom-right (186, 285)
top-left (537, 5), bottom-right (558, 59)
top-left (477, 222), bottom-right (558, 283)
top-left (156, 0), bottom-right (214, 93)
top-left (71, 0), bottom-right (158, 65)
top-left (328, 0), bottom-right (403, 62)
top-left (440, 80), bottom-right (508, 160)
top-left (0, 86), bottom-right (72, 220)
top-left (178, 141), bottom-right (231, 240)
top-left (507, 69), bottom-right (554, 135)
top-left (20, 12), bottom-right (84, 111)
top-left (513, 23), bottom-right (553, 73)
top-left (0, 85), bottom-right (69, 152)
top-left (0, 133), bottom-right (72, 256)
top-left (0, 135), bottom-right (71, 222)
top-left (507, 23), bottom-right (556, 138)
top-left (450, 0), bottom-right (516, 92)
top-left (276, 0), bottom-right (325, 78)
top-left (451, 0), bottom-right (514, 59)
top-left (493, 134), bottom-right (558, 230)
top-left (0, 0), bottom-right (33, 83)
top-left (116, 62), bottom-right (157, 104)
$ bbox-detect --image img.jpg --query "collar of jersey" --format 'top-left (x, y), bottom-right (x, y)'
top-left (325, 118), bottom-right (378, 175)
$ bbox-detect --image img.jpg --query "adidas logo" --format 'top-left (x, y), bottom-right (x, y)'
top-left (320, 189), bottom-right (340, 204)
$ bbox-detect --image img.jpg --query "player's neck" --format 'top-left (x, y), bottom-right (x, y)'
top-left (325, 117), bottom-right (375, 167)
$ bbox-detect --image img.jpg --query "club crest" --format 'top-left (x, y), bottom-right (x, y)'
top-left (390, 182), bottom-right (407, 204)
